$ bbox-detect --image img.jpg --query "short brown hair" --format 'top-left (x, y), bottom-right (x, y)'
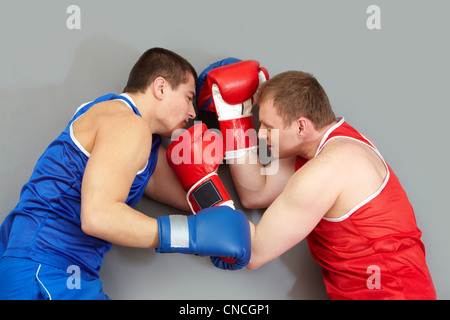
top-left (257, 71), bottom-right (335, 129)
top-left (123, 47), bottom-right (197, 94)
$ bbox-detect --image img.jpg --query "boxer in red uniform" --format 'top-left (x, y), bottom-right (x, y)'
top-left (198, 64), bottom-right (436, 299)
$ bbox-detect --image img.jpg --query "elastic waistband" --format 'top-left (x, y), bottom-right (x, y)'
top-left (2, 251), bottom-right (98, 281)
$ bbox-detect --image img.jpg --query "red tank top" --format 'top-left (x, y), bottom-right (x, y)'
top-left (296, 118), bottom-right (436, 299)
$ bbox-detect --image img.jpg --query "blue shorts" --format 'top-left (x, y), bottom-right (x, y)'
top-left (0, 257), bottom-right (110, 300)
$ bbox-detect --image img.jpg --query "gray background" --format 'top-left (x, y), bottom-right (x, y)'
top-left (1, 0), bottom-right (448, 299)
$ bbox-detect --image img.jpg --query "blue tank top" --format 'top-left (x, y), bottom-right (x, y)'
top-left (0, 93), bottom-right (161, 280)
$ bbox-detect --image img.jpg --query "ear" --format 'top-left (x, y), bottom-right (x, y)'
top-left (153, 77), bottom-right (166, 100)
top-left (296, 117), bottom-right (309, 136)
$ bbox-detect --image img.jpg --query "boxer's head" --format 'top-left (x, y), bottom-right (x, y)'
top-left (124, 47), bottom-right (197, 94)
top-left (257, 71), bottom-right (335, 131)
top-left (124, 48), bottom-right (197, 136)
top-left (257, 71), bottom-right (336, 159)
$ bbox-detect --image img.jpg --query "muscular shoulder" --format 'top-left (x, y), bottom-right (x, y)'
top-left (318, 137), bottom-right (381, 170)
top-left (72, 100), bottom-right (151, 156)
top-left (321, 137), bottom-right (362, 155)
top-left (94, 100), bottom-right (142, 125)
top-left (313, 137), bottom-right (387, 218)
top-left (287, 139), bottom-right (359, 202)
top-left (96, 101), bottom-right (151, 139)
top-left (92, 101), bottom-right (153, 166)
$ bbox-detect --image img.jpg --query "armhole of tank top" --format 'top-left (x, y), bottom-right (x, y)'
top-left (70, 123), bottom-right (91, 158)
top-left (136, 160), bottom-right (149, 175)
top-left (314, 118), bottom-right (346, 157)
top-left (70, 95), bottom-right (149, 174)
top-left (321, 136), bottom-right (390, 222)
top-left (116, 95), bottom-right (149, 175)
top-left (70, 102), bottom-right (92, 158)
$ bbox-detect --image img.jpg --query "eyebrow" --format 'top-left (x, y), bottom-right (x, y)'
top-left (189, 90), bottom-right (196, 100)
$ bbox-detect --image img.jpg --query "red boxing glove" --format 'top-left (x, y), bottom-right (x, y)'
top-left (207, 60), bottom-right (269, 160)
top-left (166, 123), bottom-right (235, 214)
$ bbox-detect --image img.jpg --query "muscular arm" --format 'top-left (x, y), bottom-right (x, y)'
top-left (246, 152), bottom-right (342, 269)
top-left (229, 150), bottom-right (296, 209)
top-left (80, 114), bottom-right (159, 248)
top-left (144, 144), bottom-right (191, 212)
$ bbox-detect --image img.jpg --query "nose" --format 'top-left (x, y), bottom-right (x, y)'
top-left (188, 103), bottom-right (196, 119)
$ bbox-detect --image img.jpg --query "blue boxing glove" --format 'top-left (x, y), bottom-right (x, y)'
top-left (156, 206), bottom-right (251, 270)
top-left (196, 57), bottom-right (242, 112)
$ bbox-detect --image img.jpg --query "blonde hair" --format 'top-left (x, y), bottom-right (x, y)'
top-left (257, 71), bottom-right (335, 129)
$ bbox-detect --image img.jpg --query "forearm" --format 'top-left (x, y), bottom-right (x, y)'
top-left (144, 144), bottom-right (191, 213)
top-left (245, 206), bottom-right (289, 271)
top-left (228, 150), bottom-right (269, 208)
top-left (81, 201), bottom-right (159, 248)
top-left (246, 220), bottom-right (263, 270)
top-left (145, 180), bottom-right (190, 212)
top-left (229, 150), bottom-right (293, 209)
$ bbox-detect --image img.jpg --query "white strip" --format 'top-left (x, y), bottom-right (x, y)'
top-left (136, 160), bottom-right (149, 175)
top-left (359, 132), bottom-right (377, 149)
top-left (119, 93), bottom-right (137, 110)
top-left (224, 146), bottom-right (257, 160)
top-left (315, 117), bottom-right (345, 157)
top-left (70, 123), bottom-right (91, 157)
top-left (119, 93), bottom-right (148, 175)
top-left (69, 101), bottom-right (93, 157)
top-left (220, 200), bottom-right (235, 209)
top-left (169, 215), bottom-right (190, 248)
top-left (323, 168), bottom-right (390, 222)
top-left (72, 101), bottom-right (91, 117)
top-left (35, 264), bottom-right (52, 300)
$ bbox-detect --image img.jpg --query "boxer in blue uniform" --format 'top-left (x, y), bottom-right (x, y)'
top-left (0, 48), bottom-right (251, 299)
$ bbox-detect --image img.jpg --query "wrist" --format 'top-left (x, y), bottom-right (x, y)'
top-left (187, 172), bottom-right (234, 213)
top-left (156, 215), bottom-right (193, 254)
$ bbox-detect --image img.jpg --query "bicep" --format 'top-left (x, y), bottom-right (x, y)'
top-left (248, 159), bottom-right (342, 269)
top-left (231, 155), bottom-right (296, 209)
top-left (81, 119), bottom-right (150, 221)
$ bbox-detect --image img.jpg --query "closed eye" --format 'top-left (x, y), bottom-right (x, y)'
top-left (188, 91), bottom-right (195, 102)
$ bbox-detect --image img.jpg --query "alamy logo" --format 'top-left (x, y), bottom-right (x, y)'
top-left (366, 5), bottom-right (381, 30)
top-left (66, 265), bottom-right (81, 290)
top-left (66, 5), bottom-right (81, 30)
top-left (65, 5), bottom-right (381, 32)
top-left (366, 265), bottom-right (381, 290)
